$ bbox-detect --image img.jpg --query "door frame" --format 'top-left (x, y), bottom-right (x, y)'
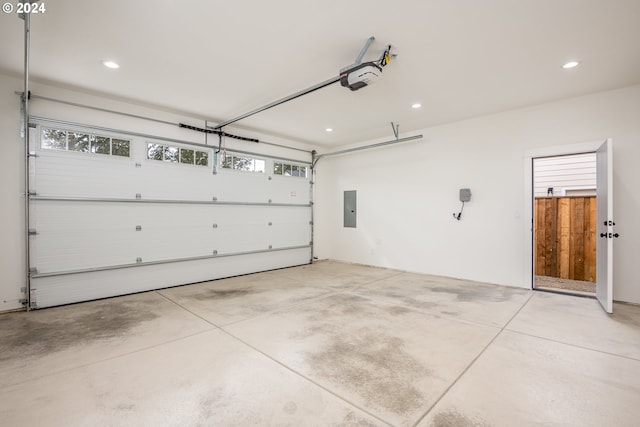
top-left (522, 140), bottom-right (607, 290)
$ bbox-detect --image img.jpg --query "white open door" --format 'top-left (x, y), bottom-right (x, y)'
top-left (596, 139), bottom-right (614, 313)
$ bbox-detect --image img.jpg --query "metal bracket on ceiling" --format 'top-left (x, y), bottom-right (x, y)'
top-left (340, 36), bottom-right (376, 73)
top-left (391, 122), bottom-right (399, 140)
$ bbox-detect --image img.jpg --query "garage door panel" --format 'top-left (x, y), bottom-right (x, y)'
top-left (212, 224), bottom-right (270, 253)
top-left (31, 201), bottom-right (139, 273)
top-left (215, 171), bottom-right (276, 203)
top-left (29, 122), bottom-right (313, 308)
top-left (34, 150), bottom-right (137, 198)
top-left (32, 230), bottom-right (139, 273)
top-left (34, 148), bottom-right (311, 205)
top-left (134, 160), bottom-right (217, 201)
top-left (30, 248), bottom-right (312, 308)
top-left (271, 220), bottom-right (312, 247)
top-left (31, 203), bottom-right (309, 274)
top-left (268, 176), bottom-right (311, 204)
top-left (32, 201), bottom-right (132, 228)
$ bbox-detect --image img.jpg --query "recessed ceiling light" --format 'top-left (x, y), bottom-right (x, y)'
top-left (411, 103), bottom-right (422, 109)
top-left (325, 128), bottom-right (333, 132)
top-left (102, 60), bottom-right (120, 69)
top-left (562, 60), bottom-right (580, 69)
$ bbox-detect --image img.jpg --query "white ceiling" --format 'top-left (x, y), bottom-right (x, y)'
top-left (1, 0), bottom-right (639, 147)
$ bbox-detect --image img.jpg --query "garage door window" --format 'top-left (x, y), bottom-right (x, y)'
top-left (274, 162), bottom-right (308, 178)
top-left (41, 127), bottom-right (131, 157)
top-left (221, 153), bottom-right (265, 173)
top-left (147, 143), bottom-right (209, 166)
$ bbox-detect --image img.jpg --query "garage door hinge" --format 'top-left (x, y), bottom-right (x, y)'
top-left (28, 123), bottom-right (37, 128)
top-left (136, 257), bottom-right (142, 263)
top-left (136, 225), bottom-right (142, 231)
top-left (28, 228), bottom-right (38, 236)
top-left (29, 267), bottom-right (38, 275)
top-left (135, 162), bottom-right (142, 168)
top-left (309, 221), bottom-right (313, 225)
top-left (212, 196), bottom-right (218, 202)
top-left (135, 193), bottom-right (142, 200)
top-left (28, 152), bottom-right (38, 158)
top-left (212, 250), bottom-right (218, 256)
top-left (27, 191), bottom-right (37, 197)
top-left (19, 299), bottom-right (28, 305)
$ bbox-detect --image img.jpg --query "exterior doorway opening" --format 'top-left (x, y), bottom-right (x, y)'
top-left (533, 152), bottom-right (597, 296)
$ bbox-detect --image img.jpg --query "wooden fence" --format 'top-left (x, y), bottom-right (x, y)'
top-left (534, 196), bottom-right (596, 282)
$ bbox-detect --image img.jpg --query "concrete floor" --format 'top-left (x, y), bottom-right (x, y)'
top-left (1, 261), bottom-right (639, 426)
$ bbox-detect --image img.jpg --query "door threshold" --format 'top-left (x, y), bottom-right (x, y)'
top-left (534, 286), bottom-right (596, 299)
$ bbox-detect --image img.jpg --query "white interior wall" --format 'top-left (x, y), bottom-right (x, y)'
top-left (0, 72), bottom-right (314, 312)
top-left (314, 84), bottom-right (640, 304)
top-left (0, 74), bottom-right (25, 311)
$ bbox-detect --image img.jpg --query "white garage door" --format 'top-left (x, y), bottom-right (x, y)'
top-left (28, 118), bottom-right (312, 308)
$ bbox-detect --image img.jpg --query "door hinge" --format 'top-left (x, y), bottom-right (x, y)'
top-left (28, 229), bottom-right (38, 236)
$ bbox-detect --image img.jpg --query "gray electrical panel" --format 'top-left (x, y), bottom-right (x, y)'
top-left (344, 190), bottom-right (357, 228)
top-left (460, 188), bottom-right (471, 202)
